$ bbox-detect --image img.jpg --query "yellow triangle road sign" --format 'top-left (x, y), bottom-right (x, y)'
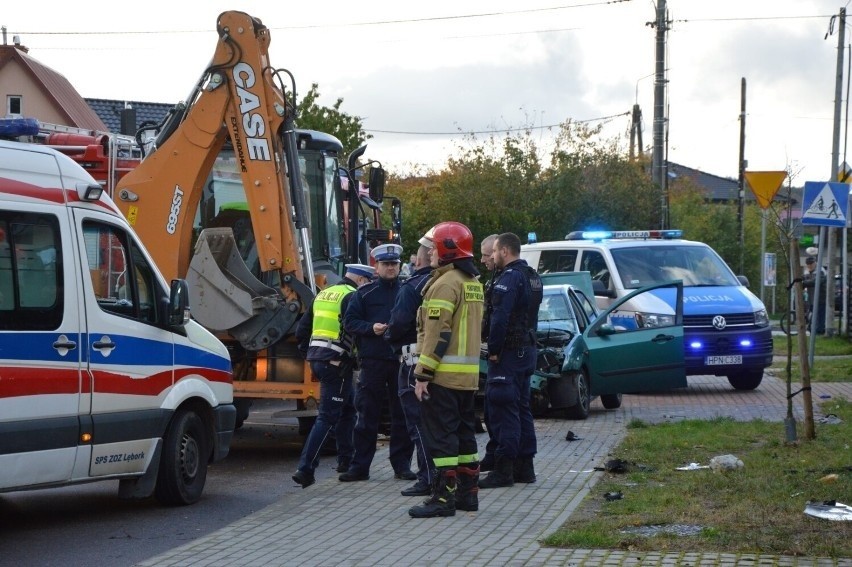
top-left (745, 170), bottom-right (787, 209)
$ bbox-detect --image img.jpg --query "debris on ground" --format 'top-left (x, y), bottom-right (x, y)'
top-left (595, 458), bottom-right (630, 473)
top-left (565, 431), bottom-right (581, 441)
top-left (817, 414), bottom-right (842, 425)
top-left (804, 500), bottom-right (852, 521)
top-left (603, 491), bottom-right (623, 501)
top-left (709, 454), bottom-right (744, 472)
top-left (676, 462), bottom-right (710, 471)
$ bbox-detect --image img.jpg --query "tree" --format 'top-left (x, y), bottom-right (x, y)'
top-left (295, 83), bottom-right (369, 157)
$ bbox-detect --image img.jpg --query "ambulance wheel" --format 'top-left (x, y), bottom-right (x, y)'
top-left (155, 409), bottom-right (209, 506)
top-left (727, 370), bottom-right (763, 391)
top-left (564, 369), bottom-right (590, 420)
top-left (600, 393), bottom-right (623, 409)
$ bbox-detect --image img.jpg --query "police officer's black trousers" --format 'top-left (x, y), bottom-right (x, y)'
top-left (350, 358), bottom-right (413, 475)
top-left (398, 363), bottom-right (433, 485)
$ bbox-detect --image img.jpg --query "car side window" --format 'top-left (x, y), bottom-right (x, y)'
top-left (581, 251), bottom-right (610, 288)
top-left (538, 249), bottom-right (577, 274)
top-left (573, 290), bottom-right (598, 322)
top-left (0, 213), bottom-right (63, 330)
top-left (83, 221), bottom-right (160, 325)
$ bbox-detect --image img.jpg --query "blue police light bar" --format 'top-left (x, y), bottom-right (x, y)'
top-left (527, 232), bottom-right (537, 244)
top-left (0, 117), bottom-right (40, 138)
top-left (566, 229), bottom-right (684, 241)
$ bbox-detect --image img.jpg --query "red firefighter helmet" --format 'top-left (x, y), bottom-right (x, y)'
top-left (432, 221), bottom-right (474, 264)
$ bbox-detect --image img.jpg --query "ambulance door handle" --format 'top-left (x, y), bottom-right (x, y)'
top-left (52, 334), bottom-right (77, 354)
top-left (651, 334), bottom-right (674, 343)
top-left (92, 336), bottom-right (116, 352)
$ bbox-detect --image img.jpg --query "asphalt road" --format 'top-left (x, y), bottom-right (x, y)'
top-left (0, 400), bottom-right (322, 567)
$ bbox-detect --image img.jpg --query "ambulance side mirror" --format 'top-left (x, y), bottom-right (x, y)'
top-left (167, 279), bottom-right (190, 327)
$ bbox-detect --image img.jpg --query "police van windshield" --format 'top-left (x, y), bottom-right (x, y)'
top-left (611, 245), bottom-right (740, 289)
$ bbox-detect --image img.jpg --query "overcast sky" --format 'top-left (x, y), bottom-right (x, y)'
top-left (3, 0), bottom-right (848, 185)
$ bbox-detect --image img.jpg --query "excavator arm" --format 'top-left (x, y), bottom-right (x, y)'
top-left (115, 11), bottom-right (312, 350)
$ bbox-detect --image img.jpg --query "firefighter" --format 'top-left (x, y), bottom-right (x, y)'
top-left (340, 243), bottom-right (415, 482)
top-left (479, 232), bottom-right (543, 489)
top-left (291, 264), bottom-right (375, 488)
top-left (385, 229), bottom-right (436, 497)
top-left (409, 222), bottom-right (484, 518)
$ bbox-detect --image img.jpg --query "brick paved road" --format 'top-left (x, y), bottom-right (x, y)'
top-left (136, 375), bottom-right (851, 567)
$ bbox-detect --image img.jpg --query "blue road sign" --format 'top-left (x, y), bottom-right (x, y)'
top-left (801, 181), bottom-right (849, 227)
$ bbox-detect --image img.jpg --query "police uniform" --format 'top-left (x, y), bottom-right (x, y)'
top-left (340, 244), bottom-right (414, 481)
top-left (291, 264), bottom-right (374, 488)
top-left (386, 262), bottom-right (435, 495)
top-left (481, 258), bottom-right (542, 487)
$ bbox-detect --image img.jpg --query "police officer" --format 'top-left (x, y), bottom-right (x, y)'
top-left (291, 264), bottom-right (375, 488)
top-left (479, 232), bottom-right (542, 489)
top-left (409, 221), bottom-right (484, 518)
top-left (385, 230), bottom-right (436, 497)
top-left (340, 243), bottom-right (415, 482)
top-left (479, 233), bottom-right (500, 472)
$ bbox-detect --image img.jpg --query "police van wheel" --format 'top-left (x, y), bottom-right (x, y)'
top-left (727, 370), bottom-right (763, 391)
top-left (600, 393), bottom-right (622, 410)
top-left (155, 409), bottom-right (210, 506)
top-left (564, 370), bottom-right (590, 420)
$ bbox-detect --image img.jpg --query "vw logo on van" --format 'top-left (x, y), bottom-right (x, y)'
top-left (712, 315), bottom-right (727, 330)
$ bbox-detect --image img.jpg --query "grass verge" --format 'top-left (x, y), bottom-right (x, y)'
top-left (543, 399), bottom-right (852, 557)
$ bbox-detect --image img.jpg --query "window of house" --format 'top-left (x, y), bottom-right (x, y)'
top-left (7, 95), bottom-right (22, 116)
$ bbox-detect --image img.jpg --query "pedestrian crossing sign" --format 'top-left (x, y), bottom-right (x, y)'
top-left (801, 181), bottom-right (849, 227)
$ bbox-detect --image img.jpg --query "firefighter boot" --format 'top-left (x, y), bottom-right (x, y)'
top-left (408, 469), bottom-right (457, 518)
top-left (455, 463), bottom-right (480, 512)
top-left (513, 456), bottom-right (536, 483)
top-left (478, 455), bottom-right (514, 489)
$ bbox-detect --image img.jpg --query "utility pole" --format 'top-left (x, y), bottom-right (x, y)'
top-left (651, 0), bottom-right (668, 229)
top-left (737, 78), bottom-right (747, 275)
top-left (824, 7), bottom-right (845, 339)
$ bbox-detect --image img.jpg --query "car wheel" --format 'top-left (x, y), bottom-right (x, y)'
top-left (233, 398), bottom-right (252, 430)
top-left (564, 369), bottom-right (590, 420)
top-left (727, 370), bottom-right (763, 391)
top-left (155, 409), bottom-right (209, 506)
top-left (600, 393), bottom-right (622, 409)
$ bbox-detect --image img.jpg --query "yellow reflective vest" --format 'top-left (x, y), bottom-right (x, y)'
top-left (414, 263), bottom-right (483, 390)
top-left (310, 283), bottom-right (356, 351)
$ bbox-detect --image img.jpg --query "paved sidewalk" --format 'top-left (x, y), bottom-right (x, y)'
top-left (137, 376), bottom-right (852, 567)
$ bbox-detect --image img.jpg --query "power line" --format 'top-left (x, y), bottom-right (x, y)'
top-left (365, 111), bottom-right (629, 136)
top-left (673, 15), bottom-right (831, 24)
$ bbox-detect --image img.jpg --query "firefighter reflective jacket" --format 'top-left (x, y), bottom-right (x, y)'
top-left (414, 263), bottom-right (484, 390)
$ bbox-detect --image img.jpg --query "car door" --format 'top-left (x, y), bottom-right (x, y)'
top-left (0, 202), bottom-right (82, 489)
top-left (584, 281), bottom-right (686, 394)
top-left (73, 210), bottom-right (173, 476)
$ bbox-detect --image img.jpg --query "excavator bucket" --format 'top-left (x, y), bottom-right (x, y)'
top-left (187, 228), bottom-right (300, 351)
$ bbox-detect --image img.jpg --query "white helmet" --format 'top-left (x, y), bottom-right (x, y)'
top-left (418, 225), bottom-right (437, 247)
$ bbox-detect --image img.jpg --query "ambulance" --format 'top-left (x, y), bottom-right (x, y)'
top-left (0, 140), bottom-right (235, 505)
top-left (521, 230), bottom-right (772, 391)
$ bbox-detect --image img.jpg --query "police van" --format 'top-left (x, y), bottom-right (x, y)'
top-left (0, 139), bottom-right (235, 505)
top-left (521, 230), bottom-right (772, 390)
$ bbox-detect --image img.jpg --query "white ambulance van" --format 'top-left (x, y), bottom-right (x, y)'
top-left (521, 230), bottom-right (772, 391)
top-left (0, 140), bottom-right (235, 505)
